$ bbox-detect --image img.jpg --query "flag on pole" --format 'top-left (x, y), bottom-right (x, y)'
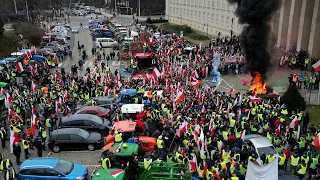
top-left (16, 62), bottom-right (24, 73)
top-left (10, 130), bottom-right (20, 153)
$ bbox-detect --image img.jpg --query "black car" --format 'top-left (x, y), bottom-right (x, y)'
top-left (48, 128), bottom-right (104, 153)
top-left (56, 114), bottom-right (112, 136)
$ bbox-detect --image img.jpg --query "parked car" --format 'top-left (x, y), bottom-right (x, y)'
top-left (94, 38), bottom-right (118, 48)
top-left (37, 48), bottom-right (56, 57)
top-left (75, 96), bottom-right (114, 111)
top-left (46, 42), bottom-right (65, 52)
top-left (76, 106), bottom-right (110, 119)
top-left (17, 157), bottom-right (88, 180)
top-left (56, 114), bottom-right (112, 136)
top-left (48, 128), bottom-right (104, 152)
top-left (71, 26), bottom-right (80, 33)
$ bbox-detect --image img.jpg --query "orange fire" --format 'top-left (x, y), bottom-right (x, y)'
top-left (249, 72), bottom-right (267, 94)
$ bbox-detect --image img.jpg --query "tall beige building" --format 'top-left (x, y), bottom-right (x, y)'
top-left (165, 0), bottom-right (320, 57)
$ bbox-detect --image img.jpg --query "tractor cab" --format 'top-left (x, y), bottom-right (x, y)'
top-left (135, 52), bottom-right (153, 70)
top-left (117, 88), bottom-right (137, 106)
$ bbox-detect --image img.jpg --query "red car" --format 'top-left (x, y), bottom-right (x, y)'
top-left (75, 106), bottom-right (110, 119)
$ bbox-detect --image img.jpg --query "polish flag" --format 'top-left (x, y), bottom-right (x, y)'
top-left (110, 169), bottom-right (124, 178)
top-left (55, 73), bottom-right (60, 81)
top-left (201, 67), bottom-right (208, 77)
top-left (31, 81), bottom-right (37, 92)
top-left (0, 88), bottom-right (5, 95)
top-left (279, 56), bottom-right (286, 66)
top-left (312, 60), bottom-right (320, 71)
top-left (152, 68), bottom-right (161, 79)
top-left (176, 121), bottom-right (189, 137)
top-left (229, 87), bottom-right (234, 95)
top-left (191, 78), bottom-right (201, 88)
top-left (174, 91), bottom-right (185, 104)
top-left (240, 130), bottom-right (246, 141)
top-left (10, 130), bottom-right (20, 153)
top-left (194, 125), bottom-right (201, 143)
top-left (55, 100), bottom-right (61, 113)
top-left (190, 154), bottom-right (198, 172)
top-left (31, 114), bottom-right (39, 136)
top-left (209, 119), bottom-right (215, 136)
top-left (249, 96), bottom-right (262, 102)
top-left (31, 105), bottom-right (36, 114)
top-left (314, 136), bottom-right (320, 149)
top-left (29, 66), bottom-right (34, 75)
top-left (113, 142), bottom-right (122, 154)
top-left (63, 92), bottom-right (69, 102)
top-left (202, 160), bottom-right (208, 177)
top-left (8, 109), bottom-right (15, 116)
top-left (85, 76), bottom-right (89, 84)
top-left (16, 62), bottom-right (24, 73)
top-left (289, 117), bottom-right (299, 128)
top-left (104, 87), bottom-right (110, 96)
top-left (275, 125), bottom-right (281, 135)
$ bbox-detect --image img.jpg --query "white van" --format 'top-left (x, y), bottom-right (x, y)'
top-left (95, 38), bottom-right (118, 48)
top-left (121, 104), bottom-right (144, 114)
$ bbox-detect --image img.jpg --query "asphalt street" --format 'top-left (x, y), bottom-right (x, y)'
top-left (0, 12), bottom-right (136, 178)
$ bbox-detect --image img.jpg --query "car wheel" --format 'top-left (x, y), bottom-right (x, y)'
top-left (88, 144), bottom-right (95, 151)
top-left (53, 145), bottom-right (60, 153)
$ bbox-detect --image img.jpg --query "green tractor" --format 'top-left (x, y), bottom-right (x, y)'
top-left (92, 143), bottom-right (191, 180)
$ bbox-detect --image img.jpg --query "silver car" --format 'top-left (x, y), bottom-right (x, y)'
top-left (71, 27), bottom-right (79, 33)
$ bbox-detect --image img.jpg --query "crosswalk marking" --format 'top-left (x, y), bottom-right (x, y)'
top-left (58, 63), bottom-right (63, 67)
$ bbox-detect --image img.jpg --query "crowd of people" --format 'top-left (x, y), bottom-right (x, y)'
top-left (0, 24), bottom-right (320, 180)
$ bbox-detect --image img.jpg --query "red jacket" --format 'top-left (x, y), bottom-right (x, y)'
top-left (137, 120), bottom-right (145, 131)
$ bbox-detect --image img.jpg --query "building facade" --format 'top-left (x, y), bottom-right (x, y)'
top-left (165, 0), bottom-right (320, 57)
top-left (165, 0), bottom-right (243, 37)
top-left (107, 0), bottom-right (165, 16)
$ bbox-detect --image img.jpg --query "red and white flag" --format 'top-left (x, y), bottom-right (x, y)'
top-left (312, 60), bottom-right (320, 71)
top-left (289, 117), bottom-right (299, 128)
top-left (201, 67), bottom-right (208, 77)
top-left (16, 62), bottom-right (24, 73)
top-left (176, 121), bottom-right (189, 137)
top-left (55, 99), bottom-right (61, 113)
top-left (72, 79), bottom-right (76, 88)
top-left (104, 87), bottom-right (110, 96)
top-left (152, 68), bottom-right (161, 79)
top-left (249, 96), bottom-right (262, 102)
top-left (201, 105), bottom-right (206, 113)
top-left (275, 125), bottom-right (281, 135)
top-left (10, 130), bottom-right (20, 153)
top-left (8, 109), bottom-right (15, 116)
top-left (113, 142), bottom-right (122, 154)
top-left (279, 56), bottom-right (286, 66)
top-left (116, 114), bottom-right (119, 122)
top-left (55, 73), bottom-right (60, 81)
top-left (191, 78), bottom-right (201, 88)
top-left (31, 105), bottom-right (36, 114)
top-left (110, 169), bottom-right (124, 178)
top-left (31, 114), bottom-right (39, 136)
top-left (31, 81), bottom-right (37, 92)
top-left (190, 154), bottom-right (198, 172)
top-left (174, 91), bottom-right (185, 104)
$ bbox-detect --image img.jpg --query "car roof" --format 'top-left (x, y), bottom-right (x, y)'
top-left (62, 114), bottom-right (92, 122)
top-left (20, 158), bottom-right (59, 170)
top-left (52, 128), bottom-right (81, 136)
top-left (79, 106), bottom-right (100, 112)
top-left (245, 134), bottom-right (274, 148)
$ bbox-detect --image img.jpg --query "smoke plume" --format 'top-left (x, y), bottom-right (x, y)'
top-left (227, 0), bottom-right (280, 77)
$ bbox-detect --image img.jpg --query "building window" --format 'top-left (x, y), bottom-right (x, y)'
top-left (221, 15), bottom-right (224, 25)
top-left (212, 0), bottom-right (215, 9)
top-left (216, 15), bottom-right (219, 24)
top-left (199, 11), bottom-right (201, 19)
top-left (203, 12), bottom-right (206, 21)
top-left (211, 13), bottom-right (215, 23)
top-left (217, 1), bottom-right (220, 10)
top-left (191, 10), bottom-right (194, 17)
top-left (226, 16), bottom-right (229, 27)
top-left (207, 13), bottom-right (210, 21)
top-left (187, 9), bottom-right (190, 17)
top-left (199, 0), bottom-right (202, 7)
top-left (170, 7), bottom-right (172, 14)
top-left (195, 10), bottom-right (197, 19)
top-left (222, 0), bottom-right (225, 10)
top-left (184, 9), bottom-right (186, 16)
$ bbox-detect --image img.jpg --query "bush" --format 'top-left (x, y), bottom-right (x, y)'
top-left (0, 30), bottom-right (21, 58)
top-left (280, 85), bottom-right (306, 116)
top-left (12, 22), bottom-right (45, 46)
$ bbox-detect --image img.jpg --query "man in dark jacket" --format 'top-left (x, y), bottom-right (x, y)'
top-left (13, 142), bottom-right (21, 165)
top-left (33, 136), bottom-right (43, 157)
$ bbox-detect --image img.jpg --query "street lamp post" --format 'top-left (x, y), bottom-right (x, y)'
top-left (26, 0), bottom-right (30, 21)
top-left (13, 0), bottom-right (18, 14)
top-left (138, 0), bottom-right (141, 18)
top-left (68, 0), bottom-right (72, 23)
top-left (114, 0), bottom-right (117, 14)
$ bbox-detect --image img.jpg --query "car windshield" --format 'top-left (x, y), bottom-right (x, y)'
top-left (78, 129), bottom-right (90, 139)
top-left (55, 159), bottom-right (74, 175)
top-left (99, 107), bottom-right (107, 112)
top-left (257, 146), bottom-right (277, 156)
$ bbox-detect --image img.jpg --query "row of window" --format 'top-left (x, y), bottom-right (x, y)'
top-left (169, 0), bottom-right (234, 11)
top-left (168, 8), bottom-right (240, 28)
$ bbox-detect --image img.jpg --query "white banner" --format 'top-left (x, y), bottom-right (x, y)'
top-left (246, 157), bottom-right (278, 180)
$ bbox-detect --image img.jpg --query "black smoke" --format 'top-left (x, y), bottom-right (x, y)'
top-left (227, 0), bottom-right (280, 77)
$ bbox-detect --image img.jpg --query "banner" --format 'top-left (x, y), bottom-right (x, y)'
top-left (246, 157), bottom-right (278, 180)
